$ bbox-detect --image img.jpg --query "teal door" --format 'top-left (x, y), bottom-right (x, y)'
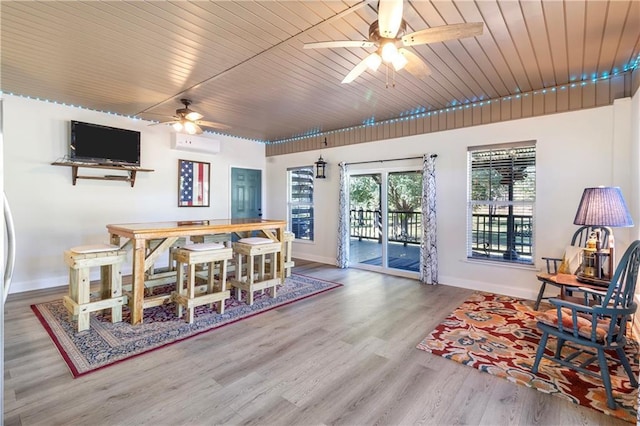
top-left (231, 168), bottom-right (262, 219)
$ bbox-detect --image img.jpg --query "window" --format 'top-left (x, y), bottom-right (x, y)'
top-left (467, 141), bottom-right (536, 264)
top-left (287, 166), bottom-right (315, 241)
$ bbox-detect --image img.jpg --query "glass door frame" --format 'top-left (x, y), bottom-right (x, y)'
top-left (348, 164), bottom-right (421, 279)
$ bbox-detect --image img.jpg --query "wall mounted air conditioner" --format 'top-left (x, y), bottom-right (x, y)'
top-left (171, 133), bottom-right (221, 154)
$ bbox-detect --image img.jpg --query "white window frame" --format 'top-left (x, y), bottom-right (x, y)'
top-left (287, 166), bottom-right (315, 241)
top-left (467, 141), bottom-right (536, 265)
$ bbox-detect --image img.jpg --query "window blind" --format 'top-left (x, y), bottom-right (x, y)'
top-left (288, 166), bottom-right (315, 241)
top-left (467, 142), bottom-right (536, 264)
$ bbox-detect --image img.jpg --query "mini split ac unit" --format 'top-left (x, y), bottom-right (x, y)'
top-left (171, 133), bottom-right (221, 154)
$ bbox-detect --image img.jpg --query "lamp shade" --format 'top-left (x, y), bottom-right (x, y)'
top-left (573, 186), bottom-right (634, 227)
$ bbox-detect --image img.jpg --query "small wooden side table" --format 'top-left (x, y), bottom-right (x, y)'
top-left (534, 273), bottom-right (610, 310)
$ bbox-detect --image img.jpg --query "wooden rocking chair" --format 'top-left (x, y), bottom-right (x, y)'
top-left (531, 239), bottom-right (640, 409)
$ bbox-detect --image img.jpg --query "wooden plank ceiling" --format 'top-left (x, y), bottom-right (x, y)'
top-left (1, 1), bottom-right (639, 144)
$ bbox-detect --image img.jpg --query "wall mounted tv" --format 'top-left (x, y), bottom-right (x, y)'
top-left (70, 120), bottom-right (141, 166)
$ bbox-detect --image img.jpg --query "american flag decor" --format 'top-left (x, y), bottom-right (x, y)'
top-left (179, 160), bottom-right (209, 206)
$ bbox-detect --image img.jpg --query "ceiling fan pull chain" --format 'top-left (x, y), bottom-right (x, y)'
top-left (385, 64), bottom-right (397, 89)
top-left (385, 64), bottom-right (390, 89)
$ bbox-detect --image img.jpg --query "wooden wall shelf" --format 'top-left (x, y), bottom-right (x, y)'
top-left (51, 161), bottom-right (154, 187)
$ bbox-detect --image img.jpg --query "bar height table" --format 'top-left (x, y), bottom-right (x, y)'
top-left (107, 218), bottom-right (287, 324)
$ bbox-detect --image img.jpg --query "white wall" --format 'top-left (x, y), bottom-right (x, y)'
top-left (631, 89), bottom-right (640, 241)
top-left (5, 92), bottom-right (639, 299)
top-left (4, 95), bottom-right (266, 293)
top-left (266, 98), bottom-right (638, 301)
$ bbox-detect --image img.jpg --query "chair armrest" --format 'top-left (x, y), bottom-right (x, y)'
top-left (548, 297), bottom-right (594, 313)
top-left (541, 256), bottom-right (563, 274)
top-left (577, 287), bottom-right (607, 297)
top-left (577, 286), bottom-right (610, 305)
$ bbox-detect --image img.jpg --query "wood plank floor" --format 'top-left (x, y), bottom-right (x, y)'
top-left (4, 260), bottom-right (631, 425)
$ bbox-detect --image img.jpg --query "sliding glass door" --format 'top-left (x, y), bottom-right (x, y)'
top-left (349, 174), bottom-right (382, 268)
top-left (386, 171), bottom-right (422, 272)
top-left (349, 169), bottom-right (421, 275)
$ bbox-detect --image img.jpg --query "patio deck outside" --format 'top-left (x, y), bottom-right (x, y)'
top-left (350, 239), bottom-right (421, 271)
top-left (349, 209), bottom-right (533, 271)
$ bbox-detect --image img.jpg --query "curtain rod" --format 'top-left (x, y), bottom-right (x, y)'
top-left (345, 154), bottom-right (437, 166)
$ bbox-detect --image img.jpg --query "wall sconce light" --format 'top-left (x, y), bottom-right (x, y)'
top-left (315, 155), bottom-right (327, 179)
top-left (315, 138), bottom-right (328, 179)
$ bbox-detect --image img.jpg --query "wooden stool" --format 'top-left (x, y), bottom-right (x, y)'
top-left (62, 244), bottom-right (127, 332)
top-left (230, 237), bottom-right (281, 306)
top-left (172, 243), bottom-right (233, 324)
top-left (284, 231), bottom-right (295, 278)
top-left (190, 234), bottom-right (233, 279)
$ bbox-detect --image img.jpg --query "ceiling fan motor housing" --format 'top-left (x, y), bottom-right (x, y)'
top-left (368, 19), bottom-right (407, 42)
top-left (176, 98), bottom-right (193, 117)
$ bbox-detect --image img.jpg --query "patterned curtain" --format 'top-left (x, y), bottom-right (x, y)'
top-left (419, 154), bottom-right (438, 284)
top-left (336, 162), bottom-right (350, 268)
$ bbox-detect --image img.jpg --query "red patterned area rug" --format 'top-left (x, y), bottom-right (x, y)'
top-left (32, 273), bottom-right (341, 378)
top-left (416, 292), bottom-right (639, 423)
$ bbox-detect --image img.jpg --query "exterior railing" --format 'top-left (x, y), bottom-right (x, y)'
top-left (470, 213), bottom-right (532, 258)
top-left (350, 209), bottom-right (421, 245)
top-left (349, 209), bottom-right (533, 257)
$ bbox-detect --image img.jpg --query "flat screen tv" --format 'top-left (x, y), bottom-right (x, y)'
top-left (70, 121), bottom-right (141, 166)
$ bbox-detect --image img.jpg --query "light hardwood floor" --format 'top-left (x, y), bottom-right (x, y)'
top-left (4, 260), bottom-right (631, 425)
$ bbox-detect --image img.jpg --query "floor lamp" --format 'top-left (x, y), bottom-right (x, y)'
top-left (573, 186), bottom-right (634, 281)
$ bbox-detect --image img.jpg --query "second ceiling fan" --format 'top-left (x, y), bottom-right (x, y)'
top-left (152, 99), bottom-right (230, 135)
top-left (304, 0), bottom-right (483, 84)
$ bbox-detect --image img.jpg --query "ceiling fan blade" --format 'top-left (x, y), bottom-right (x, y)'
top-left (304, 40), bottom-right (375, 49)
top-left (377, 0), bottom-right (404, 38)
top-left (341, 54), bottom-right (377, 84)
top-left (398, 48), bottom-right (431, 79)
top-left (402, 22), bottom-right (484, 46)
top-left (196, 120), bottom-right (231, 130)
top-left (194, 123), bottom-right (204, 135)
top-left (148, 120), bottom-right (179, 126)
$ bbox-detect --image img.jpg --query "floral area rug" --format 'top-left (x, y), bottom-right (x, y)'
top-left (416, 292), bottom-right (639, 423)
top-left (32, 273), bottom-right (341, 378)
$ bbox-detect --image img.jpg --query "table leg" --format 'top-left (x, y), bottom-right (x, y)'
top-left (559, 285), bottom-right (567, 300)
top-left (276, 226), bottom-right (285, 282)
top-left (534, 281), bottom-right (547, 310)
top-left (131, 238), bottom-right (147, 325)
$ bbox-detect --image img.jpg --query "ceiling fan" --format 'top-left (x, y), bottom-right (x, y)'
top-left (304, 0), bottom-right (483, 84)
top-left (151, 99), bottom-right (230, 135)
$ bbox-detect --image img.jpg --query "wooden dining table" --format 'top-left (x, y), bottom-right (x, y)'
top-left (107, 218), bottom-right (287, 324)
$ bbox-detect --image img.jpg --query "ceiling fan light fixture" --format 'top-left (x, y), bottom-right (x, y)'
top-left (184, 121), bottom-right (198, 135)
top-left (366, 53), bottom-right (382, 71)
top-left (172, 122), bottom-right (183, 132)
top-left (302, 2), bottom-right (483, 85)
top-left (381, 41), bottom-right (398, 63)
top-left (392, 52), bottom-right (408, 71)
top-left (185, 111), bottom-right (203, 121)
